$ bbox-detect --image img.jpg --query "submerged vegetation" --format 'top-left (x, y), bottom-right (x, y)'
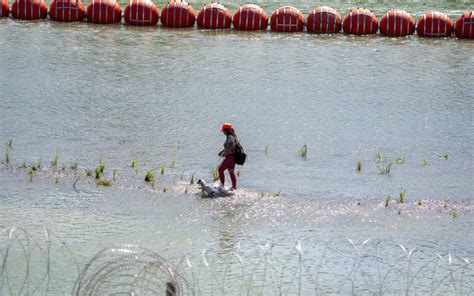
top-left (298, 144), bottom-right (308, 159)
top-left (399, 188), bottom-right (406, 203)
top-left (144, 170), bottom-right (155, 182)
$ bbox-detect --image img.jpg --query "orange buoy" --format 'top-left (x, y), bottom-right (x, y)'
top-left (86, 0), bottom-right (121, 24)
top-left (379, 10), bottom-right (415, 36)
top-left (161, 0), bottom-right (195, 28)
top-left (270, 6), bottom-right (304, 32)
top-left (342, 8), bottom-right (378, 35)
top-left (232, 4), bottom-right (268, 31)
top-left (455, 11), bottom-right (474, 38)
top-left (124, 0), bottom-right (158, 26)
top-left (417, 11), bottom-right (453, 37)
top-left (49, 0), bottom-right (85, 22)
top-left (306, 6), bottom-right (341, 33)
top-left (11, 0), bottom-right (48, 19)
top-left (1, 0), bottom-right (9, 17)
top-left (197, 2), bottom-right (231, 29)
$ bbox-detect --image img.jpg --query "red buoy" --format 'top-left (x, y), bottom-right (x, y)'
top-left (455, 11), bottom-right (474, 38)
top-left (161, 0), bottom-right (195, 28)
top-left (270, 6), bottom-right (304, 32)
top-left (86, 0), bottom-right (121, 24)
top-left (342, 8), bottom-right (378, 35)
top-left (417, 11), bottom-right (453, 37)
top-left (232, 4), bottom-right (268, 31)
top-left (1, 0), bottom-right (9, 17)
top-left (49, 0), bottom-right (85, 22)
top-left (197, 2), bottom-right (231, 29)
top-left (379, 10), bottom-right (415, 36)
top-left (306, 6), bottom-right (341, 33)
top-left (11, 0), bottom-right (48, 19)
top-left (124, 0), bottom-right (158, 26)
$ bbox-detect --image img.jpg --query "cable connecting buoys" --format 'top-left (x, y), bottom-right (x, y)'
top-left (49, 0), bottom-right (85, 22)
top-left (11, 0), bottom-right (48, 19)
top-left (417, 11), bottom-right (453, 37)
top-left (124, 0), bottom-right (158, 26)
top-left (232, 4), bottom-right (268, 31)
top-left (270, 6), bottom-right (304, 32)
top-left (343, 8), bottom-right (378, 35)
top-left (306, 6), bottom-right (341, 33)
top-left (455, 11), bottom-right (474, 38)
top-left (1, 0), bottom-right (9, 17)
top-left (86, 0), bottom-right (121, 24)
top-left (379, 10), bottom-right (415, 36)
top-left (161, 0), bottom-right (195, 28)
top-left (197, 2), bottom-right (231, 29)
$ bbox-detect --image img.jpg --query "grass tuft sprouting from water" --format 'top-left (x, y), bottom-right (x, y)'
top-left (273, 190), bottom-right (281, 197)
top-left (377, 162), bottom-right (392, 175)
top-left (356, 160), bottom-right (362, 172)
top-left (5, 149), bottom-right (10, 164)
top-left (163, 186), bottom-right (169, 193)
top-left (70, 160), bottom-right (78, 171)
top-left (236, 170), bottom-right (241, 177)
top-left (384, 195), bottom-right (392, 207)
top-left (190, 172), bottom-right (195, 185)
top-left (184, 186), bottom-right (189, 194)
top-left (95, 162), bottom-right (105, 179)
top-left (421, 159), bottom-right (430, 167)
top-left (399, 188), bottom-right (406, 203)
top-left (6, 138), bottom-right (13, 148)
top-left (211, 169), bottom-right (219, 181)
top-left (264, 144), bottom-right (269, 155)
top-left (51, 154), bottom-right (58, 167)
top-left (112, 169), bottom-right (117, 181)
top-left (396, 155), bottom-right (405, 165)
top-left (298, 144), bottom-right (307, 159)
top-left (159, 164), bottom-right (166, 175)
top-left (144, 170), bottom-right (155, 182)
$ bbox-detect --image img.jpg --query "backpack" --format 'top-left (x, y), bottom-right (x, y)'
top-left (234, 141), bottom-right (246, 165)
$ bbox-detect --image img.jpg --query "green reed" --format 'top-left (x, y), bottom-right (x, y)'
top-left (421, 159), bottom-right (430, 167)
top-left (396, 155), bottom-right (405, 165)
top-left (144, 170), bottom-right (155, 182)
top-left (112, 169), bottom-right (117, 181)
top-left (384, 195), bottom-right (392, 207)
top-left (398, 188), bottom-right (406, 203)
top-left (70, 160), bottom-right (78, 171)
top-left (356, 160), bottom-right (362, 172)
top-left (190, 172), bottom-right (195, 185)
top-left (159, 164), bottom-right (166, 175)
top-left (85, 169), bottom-right (93, 177)
top-left (6, 138), bottom-right (13, 148)
top-left (299, 144), bottom-right (307, 159)
top-left (211, 169), bottom-right (219, 181)
top-left (184, 186), bottom-right (189, 194)
top-left (377, 162), bottom-right (392, 175)
top-left (264, 144), bottom-right (269, 155)
top-left (51, 154), bottom-right (58, 167)
top-left (163, 186), bottom-right (169, 193)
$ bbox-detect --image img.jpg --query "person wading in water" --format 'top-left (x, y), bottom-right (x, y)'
top-left (217, 123), bottom-right (237, 191)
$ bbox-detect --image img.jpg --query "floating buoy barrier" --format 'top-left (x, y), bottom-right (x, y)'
top-left (306, 6), bottom-right (341, 34)
top-left (11, 0), bottom-right (47, 19)
top-left (124, 0), bottom-right (158, 26)
top-left (455, 11), bottom-right (474, 38)
top-left (232, 4), bottom-right (268, 31)
top-left (49, 0), bottom-right (84, 22)
top-left (379, 10), bottom-right (415, 37)
top-left (86, 0), bottom-right (121, 24)
top-left (1, 0), bottom-right (9, 17)
top-left (270, 6), bottom-right (304, 32)
top-left (161, 0), bottom-right (195, 28)
top-left (343, 8), bottom-right (378, 35)
top-left (197, 2), bottom-right (231, 29)
top-left (417, 11), bottom-right (453, 37)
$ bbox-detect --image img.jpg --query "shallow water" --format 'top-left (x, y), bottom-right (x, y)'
top-left (1, 0), bottom-right (474, 294)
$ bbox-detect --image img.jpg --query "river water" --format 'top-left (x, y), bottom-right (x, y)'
top-left (1, 0), bottom-right (473, 294)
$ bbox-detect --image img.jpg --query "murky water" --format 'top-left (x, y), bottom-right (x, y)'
top-left (1, 0), bottom-right (473, 294)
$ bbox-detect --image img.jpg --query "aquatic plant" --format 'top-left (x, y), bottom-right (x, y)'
top-left (159, 164), bottom-right (166, 175)
top-left (190, 172), bottom-right (195, 185)
top-left (442, 153), bottom-right (448, 160)
top-left (27, 168), bottom-right (33, 182)
top-left (51, 154), bottom-right (58, 167)
top-left (384, 195), bottom-right (392, 207)
top-left (356, 160), bottom-right (362, 172)
top-left (396, 156), bottom-right (405, 165)
top-left (236, 170), bottom-right (241, 177)
top-left (6, 138), bottom-right (13, 148)
top-left (264, 144), bottom-right (269, 155)
top-left (184, 186), bottom-right (188, 194)
top-left (421, 159), bottom-right (430, 167)
top-left (54, 173), bottom-right (60, 184)
top-left (5, 149), bottom-right (10, 164)
top-left (85, 169), bottom-right (93, 177)
top-left (112, 169), bottom-right (117, 181)
top-left (298, 144), bottom-right (307, 159)
top-left (70, 160), bottom-right (78, 171)
top-left (145, 170), bottom-right (155, 182)
top-left (95, 162), bottom-right (105, 179)
top-left (211, 169), bottom-right (219, 181)
top-left (450, 211), bottom-right (459, 219)
top-left (131, 160), bottom-right (137, 169)
top-left (60, 163), bottom-right (66, 171)
top-left (30, 163), bottom-right (39, 171)
top-left (416, 200), bottom-right (422, 206)
top-left (273, 190), bottom-right (281, 197)
top-left (163, 186), bottom-right (169, 193)
top-left (96, 178), bottom-right (111, 186)
top-left (443, 200), bottom-right (449, 209)
top-left (374, 150), bottom-right (386, 163)
top-left (36, 159), bottom-right (42, 169)
top-left (259, 191), bottom-right (265, 198)
top-left (377, 162), bottom-right (392, 175)
top-left (398, 188), bottom-right (406, 203)
top-left (171, 152), bottom-right (176, 168)
top-left (20, 161), bottom-right (27, 169)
